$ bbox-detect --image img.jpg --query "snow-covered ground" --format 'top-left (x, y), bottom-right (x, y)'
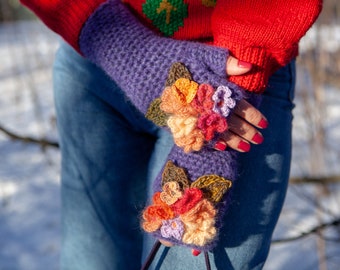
top-left (1, 21), bottom-right (339, 270)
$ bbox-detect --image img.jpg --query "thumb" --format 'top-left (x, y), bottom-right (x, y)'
top-left (226, 56), bottom-right (252, 76)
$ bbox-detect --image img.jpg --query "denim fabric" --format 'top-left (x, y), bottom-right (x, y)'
top-left (53, 42), bottom-right (295, 270)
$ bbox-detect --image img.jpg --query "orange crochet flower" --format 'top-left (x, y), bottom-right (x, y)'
top-left (142, 192), bottom-right (175, 232)
top-left (174, 129), bottom-right (205, 153)
top-left (173, 78), bottom-right (199, 104)
top-left (160, 181), bottom-right (183, 205)
top-left (160, 86), bottom-right (197, 116)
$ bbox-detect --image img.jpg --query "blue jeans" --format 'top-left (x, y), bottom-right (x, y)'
top-left (53, 42), bottom-right (295, 270)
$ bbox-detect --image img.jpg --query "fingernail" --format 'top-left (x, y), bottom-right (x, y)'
top-left (192, 249), bottom-right (201, 256)
top-left (238, 141), bottom-right (250, 152)
top-left (214, 141), bottom-right (227, 151)
top-left (252, 133), bottom-right (264, 144)
top-left (237, 60), bottom-right (252, 69)
top-left (258, 118), bottom-right (268, 129)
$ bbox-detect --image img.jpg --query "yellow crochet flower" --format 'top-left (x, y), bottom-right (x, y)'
top-left (167, 115), bottom-right (205, 152)
top-left (180, 199), bottom-right (217, 246)
top-left (173, 78), bottom-right (199, 104)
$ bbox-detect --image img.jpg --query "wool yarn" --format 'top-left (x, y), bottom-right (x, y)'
top-left (212, 0), bottom-right (323, 92)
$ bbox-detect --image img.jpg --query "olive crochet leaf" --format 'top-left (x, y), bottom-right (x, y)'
top-left (165, 62), bottom-right (192, 87)
top-left (161, 160), bottom-right (191, 190)
top-left (191, 175), bottom-right (232, 203)
top-left (145, 97), bottom-right (168, 126)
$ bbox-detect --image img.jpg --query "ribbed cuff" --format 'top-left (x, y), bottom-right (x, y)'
top-left (214, 41), bottom-right (297, 93)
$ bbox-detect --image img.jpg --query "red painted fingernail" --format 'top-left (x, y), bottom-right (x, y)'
top-left (258, 118), bottom-right (268, 129)
top-left (238, 141), bottom-right (251, 152)
top-left (192, 249), bottom-right (201, 256)
top-left (252, 133), bottom-right (264, 144)
top-left (237, 60), bottom-right (252, 69)
top-left (214, 141), bottom-right (227, 151)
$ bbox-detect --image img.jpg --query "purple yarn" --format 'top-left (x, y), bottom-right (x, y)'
top-left (160, 218), bottom-right (184, 241)
top-left (212, 85), bottom-right (237, 117)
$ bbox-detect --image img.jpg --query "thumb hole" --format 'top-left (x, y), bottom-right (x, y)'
top-left (226, 56), bottom-right (252, 76)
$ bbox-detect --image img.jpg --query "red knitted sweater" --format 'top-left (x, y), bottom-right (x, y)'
top-left (20, 0), bottom-right (322, 92)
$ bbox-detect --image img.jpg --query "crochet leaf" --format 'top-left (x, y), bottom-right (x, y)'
top-left (162, 160), bottom-right (190, 190)
top-left (165, 62), bottom-right (193, 87)
top-left (145, 98), bottom-right (168, 126)
top-left (191, 175), bottom-right (232, 203)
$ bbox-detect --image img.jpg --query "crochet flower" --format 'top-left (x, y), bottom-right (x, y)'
top-left (173, 129), bottom-right (205, 153)
top-left (180, 199), bottom-right (217, 246)
top-left (191, 83), bottom-right (215, 113)
top-left (160, 181), bottom-right (183, 205)
top-left (197, 112), bottom-right (227, 141)
top-left (171, 188), bottom-right (203, 215)
top-left (160, 217), bottom-right (185, 241)
top-left (160, 86), bottom-right (198, 116)
top-left (142, 192), bottom-right (175, 232)
top-left (167, 115), bottom-right (198, 139)
top-left (212, 85), bottom-right (236, 117)
top-left (173, 78), bottom-right (199, 104)
top-left (167, 115), bottom-right (205, 153)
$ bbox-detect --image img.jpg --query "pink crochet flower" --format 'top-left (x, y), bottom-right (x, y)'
top-left (197, 112), bottom-right (228, 141)
top-left (171, 188), bottom-right (203, 215)
top-left (191, 83), bottom-right (215, 113)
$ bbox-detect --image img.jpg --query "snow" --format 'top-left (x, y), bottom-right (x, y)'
top-left (1, 21), bottom-right (340, 270)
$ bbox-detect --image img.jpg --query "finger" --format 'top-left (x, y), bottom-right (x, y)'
top-left (214, 132), bottom-right (251, 153)
top-left (233, 99), bottom-right (269, 129)
top-left (227, 114), bottom-right (264, 144)
top-left (226, 56), bottom-right (252, 76)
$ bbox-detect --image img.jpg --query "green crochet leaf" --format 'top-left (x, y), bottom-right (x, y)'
top-left (146, 98), bottom-right (168, 127)
top-left (166, 62), bottom-right (193, 87)
top-left (191, 175), bottom-right (232, 203)
top-left (162, 160), bottom-right (191, 190)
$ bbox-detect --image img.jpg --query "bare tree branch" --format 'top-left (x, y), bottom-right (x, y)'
top-left (290, 176), bottom-right (340, 185)
top-left (0, 123), bottom-right (59, 148)
top-left (272, 218), bottom-right (340, 244)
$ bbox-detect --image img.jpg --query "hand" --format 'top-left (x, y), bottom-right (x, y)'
top-left (213, 56), bottom-right (268, 153)
top-left (214, 99), bottom-right (268, 153)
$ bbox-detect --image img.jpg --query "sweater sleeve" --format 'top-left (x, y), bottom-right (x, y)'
top-left (211, 0), bottom-right (322, 93)
top-left (20, 0), bottom-right (107, 52)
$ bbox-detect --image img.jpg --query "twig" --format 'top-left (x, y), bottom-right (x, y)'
top-left (272, 218), bottom-right (340, 244)
top-left (0, 123), bottom-right (59, 148)
top-left (290, 176), bottom-right (340, 185)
